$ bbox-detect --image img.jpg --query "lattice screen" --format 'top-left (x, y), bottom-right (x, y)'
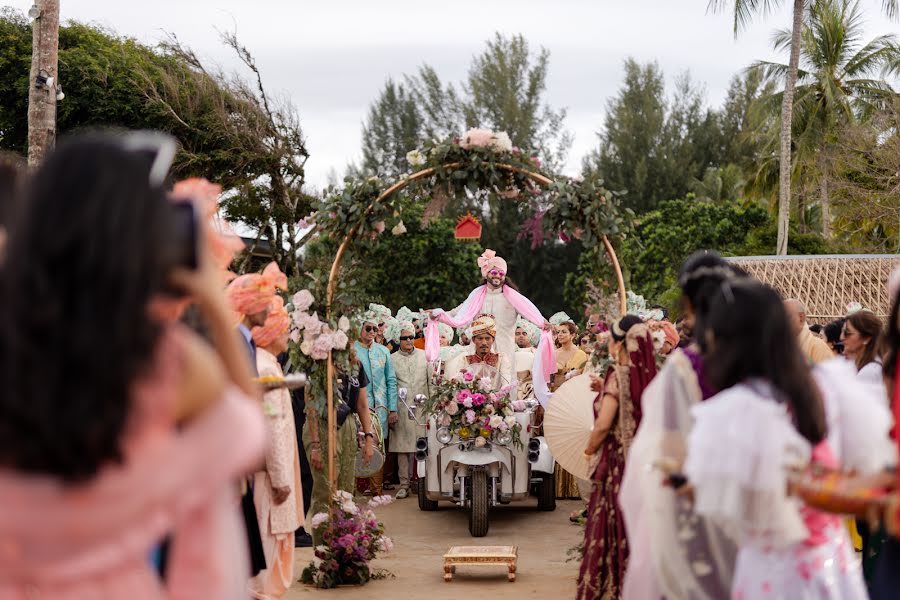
top-left (729, 256), bottom-right (900, 324)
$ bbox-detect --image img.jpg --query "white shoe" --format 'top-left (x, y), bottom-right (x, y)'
top-left (396, 487), bottom-right (409, 499)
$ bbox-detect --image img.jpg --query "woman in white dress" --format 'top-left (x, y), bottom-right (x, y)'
top-left (685, 281), bottom-right (867, 600)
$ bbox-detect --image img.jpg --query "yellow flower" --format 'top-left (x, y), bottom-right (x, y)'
top-left (480, 429), bottom-right (491, 439)
top-left (458, 427), bottom-right (472, 439)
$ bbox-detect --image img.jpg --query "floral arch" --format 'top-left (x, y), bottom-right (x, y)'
top-left (299, 129), bottom-right (632, 485)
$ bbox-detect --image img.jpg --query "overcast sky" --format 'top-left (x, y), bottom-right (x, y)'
top-left (16, 0), bottom-right (898, 187)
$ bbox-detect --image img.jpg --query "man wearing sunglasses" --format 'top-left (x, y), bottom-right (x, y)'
top-left (425, 249), bottom-right (554, 403)
top-left (354, 312), bottom-right (398, 495)
top-left (387, 320), bottom-right (430, 499)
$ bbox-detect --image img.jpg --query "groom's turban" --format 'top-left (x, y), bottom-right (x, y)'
top-left (477, 249), bottom-right (508, 279)
top-left (471, 314), bottom-right (497, 339)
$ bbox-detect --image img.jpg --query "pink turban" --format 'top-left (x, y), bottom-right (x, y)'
top-left (226, 261), bottom-right (288, 317)
top-left (252, 296), bottom-right (290, 349)
top-left (477, 249), bottom-right (508, 279)
top-left (660, 320), bottom-right (680, 350)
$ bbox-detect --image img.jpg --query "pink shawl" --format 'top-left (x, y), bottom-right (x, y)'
top-left (426, 285), bottom-right (555, 405)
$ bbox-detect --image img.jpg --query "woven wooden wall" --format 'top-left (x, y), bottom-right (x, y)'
top-left (729, 256), bottom-right (900, 324)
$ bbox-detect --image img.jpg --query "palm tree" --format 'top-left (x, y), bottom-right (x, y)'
top-left (708, 0), bottom-right (898, 254)
top-left (753, 0), bottom-right (900, 238)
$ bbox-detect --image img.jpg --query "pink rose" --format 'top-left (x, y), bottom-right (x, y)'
top-left (373, 221), bottom-right (386, 234)
top-left (457, 389), bottom-right (472, 402)
top-left (332, 330), bottom-right (349, 350)
top-left (440, 414), bottom-right (452, 427)
top-left (475, 436), bottom-right (487, 448)
top-left (292, 290), bottom-right (314, 312)
top-left (445, 401), bottom-right (459, 416)
top-left (464, 409), bottom-right (476, 424)
top-left (462, 398), bottom-right (473, 408)
top-left (511, 400), bottom-right (526, 412)
top-left (471, 393), bottom-right (485, 407)
top-left (463, 371), bottom-right (475, 382)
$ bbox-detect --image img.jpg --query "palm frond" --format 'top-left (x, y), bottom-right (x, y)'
top-left (708, 0), bottom-right (785, 36)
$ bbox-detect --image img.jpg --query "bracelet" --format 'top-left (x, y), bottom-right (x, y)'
top-left (364, 432), bottom-right (375, 439)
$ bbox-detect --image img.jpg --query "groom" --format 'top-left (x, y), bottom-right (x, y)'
top-left (425, 249), bottom-right (555, 405)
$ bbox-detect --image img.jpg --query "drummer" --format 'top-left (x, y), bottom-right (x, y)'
top-left (302, 347), bottom-right (376, 545)
top-left (445, 315), bottom-right (514, 390)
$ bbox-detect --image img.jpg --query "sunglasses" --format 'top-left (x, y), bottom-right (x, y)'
top-left (364, 325), bottom-right (377, 333)
top-left (488, 269), bottom-right (506, 278)
top-left (399, 335), bottom-right (415, 341)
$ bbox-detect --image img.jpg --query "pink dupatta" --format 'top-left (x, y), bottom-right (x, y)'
top-left (425, 285), bottom-right (556, 406)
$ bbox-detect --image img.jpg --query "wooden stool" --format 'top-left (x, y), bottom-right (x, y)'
top-left (442, 545), bottom-right (517, 582)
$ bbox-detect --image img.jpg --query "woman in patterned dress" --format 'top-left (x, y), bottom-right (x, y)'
top-left (576, 315), bottom-right (657, 600)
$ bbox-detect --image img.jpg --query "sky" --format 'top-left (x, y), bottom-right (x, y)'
top-left (15, 0), bottom-right (898, 188)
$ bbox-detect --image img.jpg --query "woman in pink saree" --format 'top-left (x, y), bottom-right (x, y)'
top-left (576, 315), bottom-right (657, 600)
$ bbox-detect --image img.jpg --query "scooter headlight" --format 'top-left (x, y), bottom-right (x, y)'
top-left (495, 431), bottom-right (513, 445)
top-left (436, 427), bottom-right (453, 445)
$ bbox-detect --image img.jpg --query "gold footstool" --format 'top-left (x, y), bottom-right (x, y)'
top-left (442, 546), bottom-right (517, 582)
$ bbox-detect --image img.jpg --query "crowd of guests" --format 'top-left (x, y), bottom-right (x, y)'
top-left (574, 251), bottom-right (900, 600)
top-left (3, 133), bottom-right (900, 600)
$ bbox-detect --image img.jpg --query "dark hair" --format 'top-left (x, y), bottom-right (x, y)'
top-left (702, 281), bottom-right (826, 444)
top-left (0, 153), bottom-right (25, 229)
top-left (824, 318), bottom-right (845, 352)
top-left (677, 251), bottom-right (747, 344)
top-left (0, 135), bottom-right (177, 482)
top-left (557, 321), bottom-right (577, 336)
top-left (611, 314), bottom-right (643, 342)
top-left (845, 310), bottom-right (883, 371)
top-left (809, 323), bottom-right (824, 335)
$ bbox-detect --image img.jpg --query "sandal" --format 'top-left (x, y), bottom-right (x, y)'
top-left (569, 509), bottom-right (587, 523)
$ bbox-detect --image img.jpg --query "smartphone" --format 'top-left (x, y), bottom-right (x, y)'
top-left (169, 201), bottom-right (199, 270)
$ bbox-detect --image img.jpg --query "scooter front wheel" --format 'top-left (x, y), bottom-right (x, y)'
top-left (468, 468), bottom-right (490, 537)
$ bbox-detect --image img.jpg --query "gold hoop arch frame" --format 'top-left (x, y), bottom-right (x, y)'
top-left (322, 164), bottom-right (627, 486)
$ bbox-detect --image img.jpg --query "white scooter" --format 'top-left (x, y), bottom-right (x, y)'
top-left (399, 366), bottom-right (556, 538)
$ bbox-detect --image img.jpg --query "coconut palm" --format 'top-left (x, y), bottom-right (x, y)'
top-left (753, 0), bottom-right (900, 238)
top-left (708, 0), bottom-right (898, 254)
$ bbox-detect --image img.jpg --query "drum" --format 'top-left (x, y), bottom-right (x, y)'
top-left (354, 409), bottom-right (385, 478)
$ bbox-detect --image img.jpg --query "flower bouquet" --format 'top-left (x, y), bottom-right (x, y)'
top-left (300, 491), bottom-right (394, 588)
top-left (286, 288), bottom-right (353, 412)
top-left (425, 367), bottom-right (525, 449)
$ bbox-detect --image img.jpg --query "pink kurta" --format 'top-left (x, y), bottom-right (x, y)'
top-left (0, 325), bottom-right (266, 600)
top-left (250, 349), bottom-right (304, 599)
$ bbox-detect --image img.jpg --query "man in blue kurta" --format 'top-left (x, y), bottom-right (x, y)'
top-left (354, 311), bottom-right (398, 495)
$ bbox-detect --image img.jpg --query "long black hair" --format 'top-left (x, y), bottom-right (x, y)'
top-left (678, 250), bottom-right (746, 344)
top-left (702, 280), bottom-right (827, 444)
top-left (0, 135), bottom-right (177, 482)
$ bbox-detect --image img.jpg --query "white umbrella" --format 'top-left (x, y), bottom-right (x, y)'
top-left (544, 373), bottom-right (597, 480)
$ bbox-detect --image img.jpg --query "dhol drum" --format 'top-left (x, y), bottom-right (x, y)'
top-left (355, 409), bottom-right (385, 478)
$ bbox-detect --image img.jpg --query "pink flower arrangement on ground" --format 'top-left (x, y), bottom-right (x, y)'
top-left (300, 491), bottom-right (394, 589)
top-left (424, 368), bottom-right (523, 448)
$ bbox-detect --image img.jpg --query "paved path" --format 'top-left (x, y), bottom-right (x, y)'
top-left (285, 497), bottom-right (584, 598)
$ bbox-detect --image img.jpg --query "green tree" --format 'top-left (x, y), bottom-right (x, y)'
top-left (584, 60), bottom-right (726, 214)
top-left (359, 79), bottom-right (423, 179)
top-left (752, 0), bottom-right (900, 239)
top-left (707, 0), bottom-right (899, 255)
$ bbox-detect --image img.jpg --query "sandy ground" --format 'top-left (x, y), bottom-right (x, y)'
top-left (284, 496), bottom-right (584, 599)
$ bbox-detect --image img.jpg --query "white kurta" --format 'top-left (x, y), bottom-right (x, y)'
top-left (389, 348), bottom-right (429, 453)
top-left (452, 287), bottom-right (519, 387)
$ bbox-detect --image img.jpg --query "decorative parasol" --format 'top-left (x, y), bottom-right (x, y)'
top-left (544, 373), bottom-right (597, 480)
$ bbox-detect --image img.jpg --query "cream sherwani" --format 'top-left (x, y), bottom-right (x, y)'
top-left (251, 348), bottom-right (304, 599)
top-left (389, 348), bottom-right (429, 453)
top-left (452, 287), bottom-right (519, 387)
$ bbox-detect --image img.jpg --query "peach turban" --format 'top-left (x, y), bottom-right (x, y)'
top-left (471, 314), bottom-right (497, 339)
top-left (252, 296), bottom-right (290, 349)
top-left (477, 249), bottom-right (508, 279)
top-left (660, 320), bottom-right (680, 349)
top-left (226, 261), bottom-right (288, 317)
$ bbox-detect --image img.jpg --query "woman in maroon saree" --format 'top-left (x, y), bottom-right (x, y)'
top-left (577, 315), bottom-right (657, 600)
